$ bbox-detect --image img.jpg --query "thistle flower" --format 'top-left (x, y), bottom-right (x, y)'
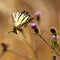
top-left (31, 23), bottom-right (39, 33)
top-left (51, 35), bottom-right (60, 40)
top-left (31, 23), bottom-right (37, 29)
top-left (35, 10), bottom-right (42, 21)
top-left (0, 43), bottom-right (9, 57)
top-left (1, 43), bottom-right (8, 52)
top-left (57, 35), bottom-right (60, 40)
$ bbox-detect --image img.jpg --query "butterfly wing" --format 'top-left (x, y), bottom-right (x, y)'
top-left (12, 12), bottom-right (21, 27)
top-left (12, 11), bottom-right (34, 27)
top-left (19, 11), bottom-right (34, 27)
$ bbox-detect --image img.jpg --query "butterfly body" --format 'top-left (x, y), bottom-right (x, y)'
top-left (12, 26), bottom-right (23, 34)
top-left (12, 26), bottom-right (18, 34)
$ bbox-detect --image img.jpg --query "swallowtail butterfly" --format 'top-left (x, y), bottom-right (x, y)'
top-left (8, 11), bottom-right (34, 34)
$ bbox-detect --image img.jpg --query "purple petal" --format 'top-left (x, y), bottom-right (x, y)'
top-left (31, 23), bottom-right (38, 29)
top-left (35, 10), bottom-right (42, 16)
top-left (51, 35), bottom-right (56, 40)
top-left (57, 35), bottom-right (60, 40)
top-left (51, 35), bottom-right (60, 40)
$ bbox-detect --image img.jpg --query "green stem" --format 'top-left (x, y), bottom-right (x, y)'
top-left (37, 33), bottom-right (60, 56)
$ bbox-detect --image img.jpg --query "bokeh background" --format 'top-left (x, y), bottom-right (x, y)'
top-left (0, 0), bottom-right (60, 60)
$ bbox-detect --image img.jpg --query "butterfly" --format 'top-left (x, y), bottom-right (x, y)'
top-left (8, 11), bottom-right (34, 34)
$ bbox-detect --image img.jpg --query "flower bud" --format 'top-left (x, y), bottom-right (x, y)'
top-left (50, 27), bottom-right (57, 35)
top-left (35, 11), bottom-right (41, 21)
top-left (31, 23), bottom-right (39, 33)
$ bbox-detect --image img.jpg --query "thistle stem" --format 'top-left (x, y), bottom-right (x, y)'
top-left (37, 33), bottom-right (60, 56)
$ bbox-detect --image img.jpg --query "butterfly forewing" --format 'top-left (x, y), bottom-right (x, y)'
top-left (19, 11), bottom-right (31, 26)
top-left (18, 14), bottom-right (25, 24)
top-left (12, 12), bottom-right (20, 22)
top-left (20, 16), bottom-right (29, 25)
top-left (14, 14), bottom-right (25, 27)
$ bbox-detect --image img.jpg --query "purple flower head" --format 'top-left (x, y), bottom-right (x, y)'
top-left (35, 10), bottom-right (42, 16)
top-left (35, 10), bottom-right (42, 21)
top-left (51, 35), bottom-right (56, 40)
top-left (57, 35), bottom-right (60, 40)
top-left (31, 23), bottom-right (39, 33)
top-left (51, 35), bottom-right (60, 40)
top-left (31, 23), bottom-right (37, 29)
